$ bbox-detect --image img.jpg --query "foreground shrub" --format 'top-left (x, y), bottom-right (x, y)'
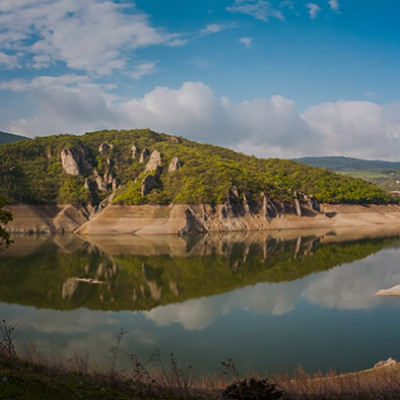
top-left (222, 378), bottom-right (283, 400)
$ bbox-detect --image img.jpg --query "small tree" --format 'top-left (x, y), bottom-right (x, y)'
top-left (0, 196), bottom-right (12, 249)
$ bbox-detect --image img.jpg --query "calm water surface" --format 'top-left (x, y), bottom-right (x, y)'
top-left (1, 231), bottom-right (400, 376)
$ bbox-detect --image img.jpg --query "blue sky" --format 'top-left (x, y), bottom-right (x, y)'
top-left (0, 0), bottom-right (400, 159)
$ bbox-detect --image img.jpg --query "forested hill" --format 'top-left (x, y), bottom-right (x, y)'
top-left (0, 131), bottom-right (29, 145)
top-left (0, 129), bottom-right (396, 206)
top-left (295, 156), bottom-right (400, 171)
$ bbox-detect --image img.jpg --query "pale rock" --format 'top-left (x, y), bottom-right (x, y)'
top-left (61, 148), bottom-right (80, 176)
top-left (94, 170), bottom-right (107, 192)
top-left (145, 150), bottom-right (162, 173)
top-left (168, 157), bottom-right (181, 172)
top-left (261, 192), bottom-right (279, 221)
top-left (131, 145), bottom-right (138, 159)
top-left (139, 148), bottom-right (150, 163)
top-left (98, 143), bottom-right (113, 155)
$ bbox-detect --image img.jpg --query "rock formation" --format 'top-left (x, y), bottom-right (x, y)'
top-left (60, 145), bottom-right (91, 176)
top-left (304, 194), bottom-right (321, 212)
top-left (94, 170), bottom-right (107, 192)
top-left (261, 192), bottom-right (279, 221)
top-left (145, 150), bottom-right (162, 173)
top-left (294, 196), bottom-right (302, 217)
top-left (139, 148), bottom-right (150, 163)
top-left (243, 194), bottom-right (252, 214)
top-left (141, 175), bottom-right (157, 195)
top-left (168, 156), bottom-right (181, 172)
top-left (98, 142), bottom-right (113, 155)
top-left (61, 148), bottom-right (81, 176)
top-left (131, 145), bottom-right (138, 159)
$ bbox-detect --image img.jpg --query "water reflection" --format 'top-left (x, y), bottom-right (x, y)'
top-left (2, 230), bottom-right (400, 312)
top-left (2, 229), bottom-right (400, 374)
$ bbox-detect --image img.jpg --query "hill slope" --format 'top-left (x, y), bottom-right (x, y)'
top-left (0, 129), bottom-right (395, 206)
top-left (295, 156), bottom-right (400, 171)
top-left (0, 131), bottom-right (29, 145)
top-left (295, 156), bottom-right (400, 191)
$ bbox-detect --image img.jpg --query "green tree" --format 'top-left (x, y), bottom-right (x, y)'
top-left (0, 196), bottom-right (12, 248)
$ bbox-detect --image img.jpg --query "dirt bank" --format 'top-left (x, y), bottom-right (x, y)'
top-left (6, 203), bottom-right (400, 235)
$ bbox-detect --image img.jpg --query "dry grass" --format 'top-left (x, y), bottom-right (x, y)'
top-left (2, 319), bottom-right (400, 399)
top-left (276, 365), bottom-right (400, 399)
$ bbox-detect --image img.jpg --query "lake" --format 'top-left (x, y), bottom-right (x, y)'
top-left (1, 230), bottom-right (400, 377)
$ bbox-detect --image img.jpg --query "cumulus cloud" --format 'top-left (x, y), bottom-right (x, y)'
top-left (227, 0), bottom-right (284, 22)
top-left (306, 3), bottom-right (321, 19)
top-left (328, 0), bottom-right (339, 11)
top-left (302, 100), bottom-right (400, 159)
top-left (130, 62), bottom-right (159, 79)
top-left (0, 51), bottom-right (19, 69)
top-left (2, 77), bottom-right (400, 160)
top-left (239, 37), bottom-right (252, 48)
top-left (0, 0), bottom-right (182, 75)
top-left (199, 24), bottom-right (227, 35)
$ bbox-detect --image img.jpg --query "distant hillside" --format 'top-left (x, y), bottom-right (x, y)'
top-left (0, 131), bottom-right (29, 145)
top-left (295, 156), bottom-right (400, 171)
top-left (0, 129), bottom-right (396, 206)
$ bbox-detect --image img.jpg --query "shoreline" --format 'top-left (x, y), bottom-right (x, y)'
top-left (6, 202), bottom-right (400, 235)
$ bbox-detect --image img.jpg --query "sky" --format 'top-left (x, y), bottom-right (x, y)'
top-left (0, 0), bottom-right (400, 160)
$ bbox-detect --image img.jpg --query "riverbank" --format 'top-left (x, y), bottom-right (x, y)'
top-left (2, 346), bottom-right (400, 400)
top-left (6, 203), bottom-right (400, 235)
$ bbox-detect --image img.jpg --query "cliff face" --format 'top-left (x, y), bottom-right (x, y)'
top-left (6, 202), bottom-right (400, 235)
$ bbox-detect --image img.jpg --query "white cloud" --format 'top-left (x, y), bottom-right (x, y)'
top-left (302, 100), bottom-right (400, 159)
top-left (2, 77), bottom-right (400, 160)
top-left (306, 3), bottom-right (321, 19)
top-left (199, 24), bottom-right (226, 35)
top-left (239, 37), bottom-right (252, 48)
top-left (328, 0), bottom-right (339, 11)
top-left (227, 0), bottom-right (284, 22)
top-left (0, 51), bottom-right (19, 69)
top-left (130, 62), bottom-right (159, 79)
top-left (0, 0), bottom-right (183, 75)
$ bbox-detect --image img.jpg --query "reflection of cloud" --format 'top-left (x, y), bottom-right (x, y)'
top-left (145, 280), bottom-right (304, 330)
top-left (304, 249), bottom-right (400, 309)
top-left (146, 248), bottom-right (400, 331)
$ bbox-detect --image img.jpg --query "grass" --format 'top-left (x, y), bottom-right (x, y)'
top-left (2, 319), bottom-right (400, 399)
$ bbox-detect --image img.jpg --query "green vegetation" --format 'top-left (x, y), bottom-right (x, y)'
top-left (295, 156), bottom-right (400, 192)
top-left (294, 156), bottom-right (400, 171)
top-left (0, 196), bottom-right (12, 249)
top-left (0, 129), bottom-right (396, 206)
top-left (1, 234), bottom-right (398, 312)
top-left (0, 130), bottom-right (29, 145)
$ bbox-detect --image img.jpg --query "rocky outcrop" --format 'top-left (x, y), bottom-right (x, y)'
top-left (180, 208), bottom-right (207, 234)
top-left (141, 175), bottom-right (158, 195)
top-left (61, 148), bottom-right (81, 176)
top-left (294, 196), bottom-right (302, 217)
top-left (131, 145), bottom-right (138, 159)
top-left (60, 145), bottom-right (90, 176)
top-left (221, 186), bottom-right (241, 218)
top-left (139, 148), bottom-right (150, 163)
top-left (94, 170), bottom-right (107, 192)
top-left (304, 195), bottom-right (321, 212)
top-left (168, 157), bottom-right (181, 172)
top-left (261, 192), bottom-right (279, 221)
top-left (98, 143), bottom-right (113, 155)
top-left (145, 150), bottom-right (162, 173)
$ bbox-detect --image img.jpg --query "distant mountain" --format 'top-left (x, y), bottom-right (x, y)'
top-left (0, 131), bottom-right (29, 145)
top-left (294, 156), bottom-right (400, 171)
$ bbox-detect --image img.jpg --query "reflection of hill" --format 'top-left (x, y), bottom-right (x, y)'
top-left (1, 232), bottom-right (400, 311)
